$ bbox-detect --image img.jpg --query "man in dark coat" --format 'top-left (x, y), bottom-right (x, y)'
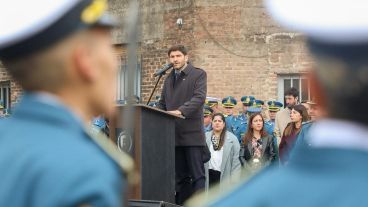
top-left (157, 45), bottom-right (207, 205)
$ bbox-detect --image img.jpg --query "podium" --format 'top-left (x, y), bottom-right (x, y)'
top-left (110, 104), bottom-right (182, 204)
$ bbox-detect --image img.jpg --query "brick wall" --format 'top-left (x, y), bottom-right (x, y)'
top-left (110, 0), bottom-right (315, 110)
top-left (192, 1), bottom-right (314, 112)
top-left (0, 0), bottom-right (315, 109)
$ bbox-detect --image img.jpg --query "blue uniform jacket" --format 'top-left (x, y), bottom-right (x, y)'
top-left (226, 114), bottom-right (247, 143)
top-left (0, 94), bottom-right (124, 207)
top-left (206, 143), bottom-right (368, 207)
top-left (264, 120), bottom-right (274, 136)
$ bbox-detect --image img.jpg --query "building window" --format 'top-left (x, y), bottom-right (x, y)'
top-left (277, 74), bottom-right (312, 105)
top-left (116, 57), bottom-right (141, 103)
top-left (0, 81), bottom-right (11, 111)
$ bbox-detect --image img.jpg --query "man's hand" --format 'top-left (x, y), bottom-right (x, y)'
top-left (167, 110), bottom-right (182, 116)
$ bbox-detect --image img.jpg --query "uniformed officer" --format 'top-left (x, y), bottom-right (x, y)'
top-left (240, 95), bottom-right (255, 120)
top-left (246, 100), bottom-right (264, 114)
top-left (0, 0), bottom-right (133, 206)
top-left (206, 96), bottom-right (221, 114)
top-left (237, 96), bottom-right (255, 138)
top-left (266, 100), bottom-right (283, 135)
top-left (222, 96), bottom-right (245, 142)
top-left (221, 96), bottom-right (236, 117)
top-left (187, 0), bottom-right (368, 206)
top-left (265, 100), bottom-right (283, 162)
top-left (203, 105), bottom-right (214, 132)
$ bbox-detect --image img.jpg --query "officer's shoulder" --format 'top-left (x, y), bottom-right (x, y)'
top-left (41, 135), bottom-right (120, 176)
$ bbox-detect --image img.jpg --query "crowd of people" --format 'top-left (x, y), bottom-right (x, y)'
top-left (147, 85), bottom-right (321, 193)
top-left (198, 87), bottom-right (321, 188)
top-left (2, 0), bottom-right (368, 206)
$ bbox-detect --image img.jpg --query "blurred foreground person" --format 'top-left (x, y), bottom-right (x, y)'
top-left (187, 0), bottom-right (368, 206)
top-left (0, 0), bottom-right (133, 206)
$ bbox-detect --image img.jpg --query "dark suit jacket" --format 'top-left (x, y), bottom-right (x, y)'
top-left (158, 63), bottom-right (207, 146)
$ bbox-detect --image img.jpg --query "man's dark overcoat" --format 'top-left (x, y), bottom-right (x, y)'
top-left (158, 63), bottom-right (207, 146)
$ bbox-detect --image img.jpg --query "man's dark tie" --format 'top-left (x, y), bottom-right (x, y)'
top-left (175, 71), bottom-right (181, 81)
top-left (174, 71), bottom-right (181, 86)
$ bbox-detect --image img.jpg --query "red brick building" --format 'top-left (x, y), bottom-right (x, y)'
top-left (0, 0), bottom-right (314, 113)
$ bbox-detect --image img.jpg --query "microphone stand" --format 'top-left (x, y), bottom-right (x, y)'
top-left (146, 71), bottom-right (166, 105)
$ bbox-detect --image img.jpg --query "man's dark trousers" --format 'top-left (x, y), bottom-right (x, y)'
top-left (175, 146), bottom-right (205, 205)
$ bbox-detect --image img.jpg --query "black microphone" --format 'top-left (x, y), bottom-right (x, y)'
top-left (154, 63), bottom-right (173, 77)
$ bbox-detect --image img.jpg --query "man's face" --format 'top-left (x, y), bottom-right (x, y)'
top-left (285, 95), bottom-right (298, 108)
top-left (309, 105), bottom-right (318, 120)
top-left (204, 115), bottom-right (212, 126)
top-left (169, 50), bottom-right (188, 69)
top-left (243, 105), bottom-right (249, 113)
top-left (269, 111), bottom-right (277, 120)
top-left (224, 107), bottom-right (233, 116)
top-left (89, 29), bottom-right (118, 117)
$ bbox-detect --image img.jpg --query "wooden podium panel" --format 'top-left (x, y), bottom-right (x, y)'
top-left (110, 104), bottom-right (181, 203)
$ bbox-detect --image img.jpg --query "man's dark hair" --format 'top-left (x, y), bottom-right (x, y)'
top-left (285, 87), bottom-right (299, 98)
top-left (167, 45), bottom-right (188, 56)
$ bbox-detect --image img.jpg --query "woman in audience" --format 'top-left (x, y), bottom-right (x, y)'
top-left (205, 113), bottom-right (241, 188)
top-left (240, 113), bottom-right (276, 173)
top-left (279, 104), bottom-right (309, 164)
